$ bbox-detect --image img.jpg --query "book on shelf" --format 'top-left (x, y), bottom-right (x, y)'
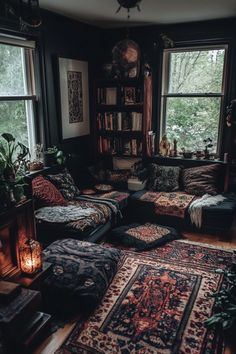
top-left (97, 87), bottom-right (117, 105)
top-left (97, 112), bottom-right (142, 132)
top-left (98, 136), bottom-right (142, 157)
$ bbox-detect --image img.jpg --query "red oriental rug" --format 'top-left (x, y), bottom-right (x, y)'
top-left (56, 240), bottom-right (232, 354)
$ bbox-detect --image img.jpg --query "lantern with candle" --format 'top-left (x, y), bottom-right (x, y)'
top-left (19, 238), bottom-right (42, 276)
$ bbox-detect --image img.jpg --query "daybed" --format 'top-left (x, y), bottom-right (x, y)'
top-left (29, 168), bottom-right (129, 246)
top-left (129, 160), bottom-right (236, 234)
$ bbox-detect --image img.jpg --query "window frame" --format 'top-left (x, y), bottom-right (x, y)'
top-left (0, 35), bottom-right (37, 153)
top-left (160, 44), bottom-right (228, 155)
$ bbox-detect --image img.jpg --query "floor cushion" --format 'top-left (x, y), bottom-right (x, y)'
top-left (42, 239), bottom-right (120, 314)
top-left (109, 222), bottom-right (180, 250)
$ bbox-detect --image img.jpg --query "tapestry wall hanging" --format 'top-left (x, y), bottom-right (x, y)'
top-left (58, 57), bottom-right (90, 140)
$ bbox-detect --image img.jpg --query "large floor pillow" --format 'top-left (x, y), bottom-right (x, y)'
top-left (109, 222), bottom-right (180, 251)
top-left (42, 239), bottom-right (120, 314)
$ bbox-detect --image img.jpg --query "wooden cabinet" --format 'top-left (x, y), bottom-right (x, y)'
top-left (0, 200), bottom-right (36, 278)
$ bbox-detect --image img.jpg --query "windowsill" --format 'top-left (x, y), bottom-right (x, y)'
top-left (151, 155), bottom-right (226, 164)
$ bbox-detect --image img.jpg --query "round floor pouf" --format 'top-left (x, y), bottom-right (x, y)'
top-left (109, 222), bottom-right (181, 250)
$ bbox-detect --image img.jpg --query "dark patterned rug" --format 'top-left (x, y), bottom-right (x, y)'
top-left (56, 240), bottom-right (233, 354)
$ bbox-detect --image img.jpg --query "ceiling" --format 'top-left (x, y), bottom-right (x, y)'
top-left (39, 0), bottom-right (236, 28)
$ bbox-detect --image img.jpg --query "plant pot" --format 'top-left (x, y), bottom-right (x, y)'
top-left (43, 152), bottom-right (57, 167)
top-left (183, 152), bottom-right (193, 159)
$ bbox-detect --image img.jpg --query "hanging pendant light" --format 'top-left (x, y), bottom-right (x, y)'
top-left (116, 0), bottom-right (142, 19)
top-left (19, 0), bottom-right (42, 29)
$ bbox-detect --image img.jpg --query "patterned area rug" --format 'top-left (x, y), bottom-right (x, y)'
top-left (56, 240), bottom-right (232, 354)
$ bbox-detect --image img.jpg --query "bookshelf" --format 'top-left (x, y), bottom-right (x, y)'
top-left (95, 78), bottom-right (144, 157)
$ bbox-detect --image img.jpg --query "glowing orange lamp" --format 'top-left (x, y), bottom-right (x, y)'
top-left (19, 238), bottom-right (42, 276)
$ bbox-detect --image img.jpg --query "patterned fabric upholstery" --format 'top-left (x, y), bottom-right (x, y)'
top-left (32, 175), bottom-right (67, 206)
top-left (147, 164), bottom-right (181, 192)
top-left (42, 239), bottom-right (120, 313)
top-left (183, 164), bottom-right (220, 196)
top-left (47, 169), bottom-right (80, 200)
top-left (110, 222), bottom-right (180, 250)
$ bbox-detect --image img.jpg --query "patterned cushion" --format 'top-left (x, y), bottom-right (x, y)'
top-left (42, 239), bottom-right (120, 313)
top-left (147, 164), bottom-right (180, 192)
top-left (32, 175), bottom-right (67, 206)
top-left (183, 164), bottom-right (220, 196)
top-left (110, 222), bottom-right (180, 250)
top-left (47, 169), bottom-right (80, 200)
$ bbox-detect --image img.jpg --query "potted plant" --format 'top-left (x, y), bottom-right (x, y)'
top-left (43, 146), bottom-right (66, 167)
top-left (0, 133), bottom-right (29, 207)
top-left (205, 253), bottom-right (236, 340)
top-left (203, 138), bottom-right (213, 159)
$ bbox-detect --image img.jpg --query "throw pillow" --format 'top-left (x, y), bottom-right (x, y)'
top-left (183, 164), bottom-right (220, 196)
top-left (147, 164), bottom-right (180, 192)
top-left (110, 222), bottom-right (180, 251)
top-left (42, 239), bottom-right (120, 314)
top-left (32, 175), bottom-right (67, 206)
top-left (47, 169), bottom-right (80, 200)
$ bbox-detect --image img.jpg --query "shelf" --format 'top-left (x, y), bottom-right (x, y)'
top-left (97, 130), bottom-right (143, 136)
top-left (97, 104), bottom-right (143, 112)
top-left (96, 77), bottom-right (143, 86)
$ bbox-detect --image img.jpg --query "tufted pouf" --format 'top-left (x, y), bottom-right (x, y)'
top-left (109, 222), bottom-right (181, 251)
top-left (42, 239), bottom-right (120, 314)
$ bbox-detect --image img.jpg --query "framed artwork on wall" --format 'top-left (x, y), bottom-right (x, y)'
top-left (58, 57), bottom-right (90, 140)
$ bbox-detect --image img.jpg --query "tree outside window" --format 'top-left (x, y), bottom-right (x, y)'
top-left (0, 40), bottom-right (36, 152)
top-left (161, 46), bottom-right (227, 154)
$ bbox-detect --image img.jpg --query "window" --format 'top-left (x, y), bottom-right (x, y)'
top-left (161, 46), bottom-right (227, 153)
top-left (0, 35), bottom-right (36, 152)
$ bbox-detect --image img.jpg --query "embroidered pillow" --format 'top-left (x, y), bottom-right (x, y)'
top-left (183, 164), bottom-right (220, 196)
top-left (110, 223), bottom-right (180, 251)
top-left (47, 169), bottom-right (80, 200)
top-left (147, 164), bottom-right (180, 192)
top-left (32, 176), bottom-right (67, 206)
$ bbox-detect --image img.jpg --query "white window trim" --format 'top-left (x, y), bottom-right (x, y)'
top-left (160, 44), bottom-right (228, 154)
top-left (0, 36), bottom-right (37, 154)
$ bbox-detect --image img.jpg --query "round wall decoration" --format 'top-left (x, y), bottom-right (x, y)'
top-left (112, 39), bottom-right (140, 78)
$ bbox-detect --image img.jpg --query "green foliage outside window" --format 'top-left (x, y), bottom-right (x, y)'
top-left (0, 44), bottom-right (29, 148)
top-left (164, 48), bottom-right (226, 153)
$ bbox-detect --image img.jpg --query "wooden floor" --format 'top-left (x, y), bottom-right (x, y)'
top-left (34, 225), bottom-right (236, 354)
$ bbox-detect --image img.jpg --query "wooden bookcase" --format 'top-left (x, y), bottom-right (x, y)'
top-left (94, 78), bottom-right (144, 158)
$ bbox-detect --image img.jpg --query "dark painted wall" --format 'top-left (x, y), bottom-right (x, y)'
top-left (40, 10), bottom-right (104, 165)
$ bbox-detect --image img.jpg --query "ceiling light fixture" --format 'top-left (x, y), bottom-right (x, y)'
top-left (116, 0), bottom-right (142, 19)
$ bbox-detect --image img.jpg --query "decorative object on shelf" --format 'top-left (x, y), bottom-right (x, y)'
top-left (182, 149), bottom-right (193, 159)
top-left (19, 238), bottom-right (42, 276)
top-left (159, 135), bottom-right (171, 157)
top-left (58, 57), bottom-right (90, 140)
top-left (203, 138), bottom-right (213, 159)
top-left (95, 184), bottom-right (113, 193)
top-left (43, 146), bottom-right (66, 167)
top-left (112, 39), bottom-right (140, 78)
top-left (28, 143), bottom-right (44, 171)
top-left (116, 0), bottom-right (142, 19)
top-left (172, 139), bottom-right (177, 157)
